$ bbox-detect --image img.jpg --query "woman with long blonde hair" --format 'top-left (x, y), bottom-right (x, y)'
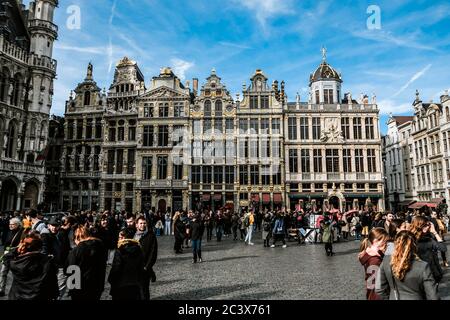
top-left (375, 231), bottom-right (439, 300)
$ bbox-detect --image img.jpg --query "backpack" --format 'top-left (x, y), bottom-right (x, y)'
top-left (418, 240), bottom-right (444, 283)
top-left (243, 216), bottom-right (250, 228)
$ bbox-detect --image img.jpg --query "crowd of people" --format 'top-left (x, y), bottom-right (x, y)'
top-left (0, 203), bottom-right (447, 300)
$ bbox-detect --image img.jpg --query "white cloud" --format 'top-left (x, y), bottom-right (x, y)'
top-left (378, 99), bottom-right (413, 115)
top-left (171, 58), bottom-right (194, 81)
top-left (394, 64), bottom-right (432, 97)
top-left (236, 0), bottom-right (295, 30)
top-left (219, 41), bottom-right (251, 50)
top-left (351, 30), bottom-right (438, 52)
top-left (55, 44), bottom-right (105, 55)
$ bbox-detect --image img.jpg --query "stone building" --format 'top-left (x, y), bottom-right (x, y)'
top-left (236, 69), bottom-right (285, 211)
top-left (43, 114), bottom-right (64, 211)
top-left (60, 64), bottom-right (104, 211)
top-left (0, 0), bottom-right (58, 211)
top-left (284, 54), bottom-right (384, 212)
top-left (101, 57), bottom-right (145, 213)
top-left (189, 69), bottom-right (236, 211)
top-left (135, 67), bottom-right (192, 213)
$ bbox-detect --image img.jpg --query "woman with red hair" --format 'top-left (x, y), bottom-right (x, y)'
top-left (8, 233), bottom-right (58, 300)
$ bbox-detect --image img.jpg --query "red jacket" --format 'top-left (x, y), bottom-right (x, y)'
top-left (359, 252), bottom-right (384, 300)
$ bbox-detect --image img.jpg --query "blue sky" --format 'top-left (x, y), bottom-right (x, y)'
top-left (43, 0), bottom-right (450, 134)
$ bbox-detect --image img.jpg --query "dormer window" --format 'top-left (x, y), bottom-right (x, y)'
top-left (216, 89), bottom-right (222, 96)
top-left (205, 89), bottom-right (211, 96)
top-left (250, 96), bottom-right (258, 109)
top-left (84, 92), bottom-right (91, 106)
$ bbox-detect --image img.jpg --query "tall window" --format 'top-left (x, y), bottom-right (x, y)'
top-left (313, 150), bottom-right (322, 173)
top-left (158, 125), bottom-right (168, 147)
top-left (86, 119), bottom-right (93, 139)
top-left (107, 150), bottom-right (115, 174)
top-left (108, 121), bottom-right (116, 142)
top-left (214, 166), bottom-right (223, 184)
top-left (215, 100), bottom-right (223, 117)
top-left (77, 121), bottom-right (83, 139)
top-left (355, 149), bottom-right (364, 172)
top-left (288, 117), bottom-right (297, 140)
top-left (272, 118), bottom-right (280, 134)
top-left (144, 104), bottom-right (154, 118)
top-left (353, 118), bottom-right (362, 140)
top-left (365, 118), bottom-right (374, 139)
top-left (250, 165), bottom-right (259, 185)
top-left (343, 149), bottom-right (352, 172)
top-left (203, 119), bottom-right (212, 134)
top-left (116, 149), bottom-right (123, 174)
top-left (68, 120), bottom-right (74, 140)
top-left (300, 118), bottom-right (309, 140)
top-left (174, 103), bottom-right (184, 117)
top-left (157, 156), bottom-right (168, 179)
top-left (250, 119), bottom-right (259, 135)
top-left (128, 120), bottom-right (136, 141)
top-left (271, 140), bottom-right (280, 158)
top-left (250, 139), bottom-right (259, 159)
top-left (225, 166), bottom-right (234, 184)
top-left (239, 119), bottom-right (248, 134)
top-left (250, 96), bottom-right (258, 109)
top-left (324, 89), bottom-right (334, 104)
top-left (326, 149), bottom-right (339, 172)
top-left (142, 157), bottom-right (152, 180)
top-left (239, 165), bottom-right (248, 185)
top-left (173, 125), bottom-right (184, 146)
top-left (289, 149), bottom-right (298, 173)
top-left (225, 119), bottom-right (234, 134)
top-left (315, 90), bottom-right (320, 104)
top-left (312, 118), bottom-right (321, 140)
top-left (225, 140), bottom-right (235, 162)
top-left (159, 103), bottom-right (169, 117)
top-left (204, 100), bottom-right (212, 117)
top-left (84, 92), bottom-right (91, 106)
top-left (95, 119), bottom-right (102, 139)
top-left (191, 166), bottom-right (201, 184)
top-left (118, 121), bottom-right (125, 141)
top-left (173, 163), bottom-right (183, 180)
top-left (193, 120), bottom-right (202, 136)
top-left (301, 150), bottom-right (310, 173)
top-left (127, 150), bottom-right (135, 174)
top-left (261, 165), bottom-right (270, 185)
top-left (260, 118), bottom-right (269, 134)
top-left (341, 118), bottom-right (350, 140)
top-left (261, 96), bottom-right (269, 109)
top-left (261, 138), bottom-right (270, 159)
top-left (143, 126), bottom-right (154, 147)
top-left (367, 149), bottom-right (376, 173)
top-left (203, 166), bottom-right (212, 183)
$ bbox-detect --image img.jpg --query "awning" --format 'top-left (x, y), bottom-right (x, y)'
top-left (409, 202), bottom-right (430, 209)
top-left (273, 193), bottom-right (282, 204)
top-left (214, 194), bottom-right (222, 201)
top-left (262, 194), bottom-right (271, 204)
top-left (398, 200), bottom-right (415, 207)
top-left (202, 194), bottom-right (211, 201)
top-left (251, 194), bottom-right (260, 202)
top-left (430, 198), bottom-right (443, 204)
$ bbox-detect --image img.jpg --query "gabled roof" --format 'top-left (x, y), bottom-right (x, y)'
top-left (393, 116), bottom-right (413, 126)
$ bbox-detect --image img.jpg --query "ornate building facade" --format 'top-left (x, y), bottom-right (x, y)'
top-left (101, 57), bottom-right (144, 213)
top-left (384, 91), bottom-right (450, 214)
top-left (285, 55), bottom-right (384, 212)
top-left (60, 65), bottom-right (104, 211)
top-left (135, 68), bottom-right (191, 213)
top-left (236, 70), bottom-right (286, 211)
top-left (0, 0), bottom-right (58, 211)
top-left (189, 69), bottom-right (236, 211)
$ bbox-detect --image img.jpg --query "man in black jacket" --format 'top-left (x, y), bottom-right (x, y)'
top-left (133, 216), bottom-right (157, 300)
top-left (190, 214), bottom-right (205, 263)
top-left (45, 217), bottom-right (71, 299)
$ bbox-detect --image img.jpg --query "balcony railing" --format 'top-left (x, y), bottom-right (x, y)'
top-left (327, 173), bottom-right (341, 180)
top-left (1, 35), bottom-right (28, 63)
top-left (28, 19), bottom-right (58, 34)
top-left (0, 159), bottom-right (44, 175)
top-left (28, 54), bottom-right (57, 73)
top-left (108, 90), bottom-right (141, 98)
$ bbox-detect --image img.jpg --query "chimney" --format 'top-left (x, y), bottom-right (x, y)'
top-left (193, 78), bottom-right (198, 94)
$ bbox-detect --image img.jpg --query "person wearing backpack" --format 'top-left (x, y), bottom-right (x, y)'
top-left (271, 212), bottom-right (287, 248)
top-left (244, 211), bottom-right (254, 245)
top-left (238, 213), bottom-right (246, 241)
top-left (262, 213), bottom-right (272, 247)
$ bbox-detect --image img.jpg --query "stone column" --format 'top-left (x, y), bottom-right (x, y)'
top-left (135, 189), bottom-right (142, 214)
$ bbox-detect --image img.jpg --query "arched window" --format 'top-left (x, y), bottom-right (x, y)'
top-left (0, 68), bottom-right (10, 102)
top-left (446, 107), bottom-right (450, 122)
top-left (215, 100), bottom-right (223, 117)
top-left (204, 100), bottom-right (211, 117)
top-left (40, 121), bottom-right (47, 138)
top-left (5, 122), bottom-right (17, 158)
top-left (0, 118), bottom-right (4, 153)
top-left (84, 91), bottom-right (91, 106)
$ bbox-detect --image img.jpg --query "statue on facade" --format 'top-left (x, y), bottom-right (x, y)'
top-left (296, 92), bottom-right (300, 105)
top-left (17, 137), bottom-right (22, 150)
top-left (87, 62), bottom-right (93, 79)
top-left (348, 92), bottom-right (352, 104)
top-left (39, 90), bottom-right (45, 104)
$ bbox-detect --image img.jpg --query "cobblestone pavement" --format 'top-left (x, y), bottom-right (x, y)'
top-left (1, 232), bottom-right (449, 300)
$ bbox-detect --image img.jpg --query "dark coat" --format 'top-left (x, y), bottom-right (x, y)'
top-left (108, 239), bottom-right (144, 299)
top-left (139, 230), bottom-right (158, 276)
top-left (4, 227), bottom-right (24, 249)
top-left (43, 229), bottom-right (71, 268)
top-left (190, 220), bottom-right (205, 241)
top-left (375, 255), bottom-right (439, 300)
top-left (417, 234), bottom-right (446, 283)
top-left (174, 219), bottom-right (185, 240)
top-left (8, 252), bottom-right (58, 300)
top-left (66, 239), bottom-right (107, 300)
top-left (94, 227), bottom-right (117, 250)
